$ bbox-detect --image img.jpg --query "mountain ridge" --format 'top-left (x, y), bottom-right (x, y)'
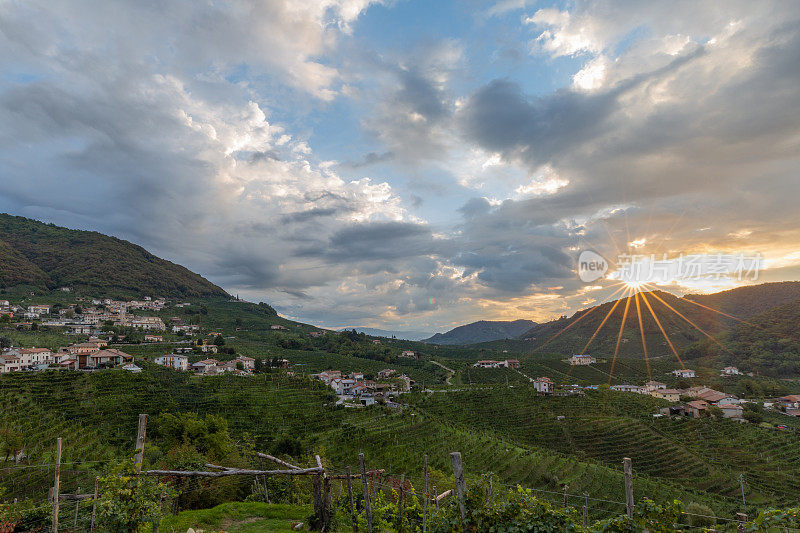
top-left (424, 319), bottom-right (536, 345)
top-left (0, 213), bottom-right (228, 298)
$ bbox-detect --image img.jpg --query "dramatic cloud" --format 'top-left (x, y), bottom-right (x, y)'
top-left (1, 0), bottom-right (799, 330)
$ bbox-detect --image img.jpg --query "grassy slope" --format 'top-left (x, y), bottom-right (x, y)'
top-left (156, 502), bottom-right (312, 532)
top-left (0, 213), bottom-right (228, 298)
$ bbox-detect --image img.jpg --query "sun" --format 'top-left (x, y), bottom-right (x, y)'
top-left (624, 280), bottom-right (644, 290)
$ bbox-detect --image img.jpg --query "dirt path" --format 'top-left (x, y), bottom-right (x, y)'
top-left (431, 360), bottom-right (456, 385)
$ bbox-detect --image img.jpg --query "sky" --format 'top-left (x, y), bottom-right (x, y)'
top-left (1, 0), bottom-right (800, 332)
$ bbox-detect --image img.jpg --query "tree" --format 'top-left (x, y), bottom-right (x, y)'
top-left (96, 461), bottom-right (174, 533)
top-left (0, 337), bottom-right (10, 350)
top-left (743, 410), bottom-right (764, 424)
top-left (213, 334), bottom-right (225, 346)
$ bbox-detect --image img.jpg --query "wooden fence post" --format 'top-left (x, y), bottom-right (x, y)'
top-left (449, 452), bottom-right (466, 523)
top-left (397, 474), bottom-right (405, 533)
top-left (346, 466), bottom-right (357, 533)
top-left (134, 414), bottom-right (148, 473)
top-left (432, 485), bottom-right (437, 508)
top-left (73, 486), bottom-right (81, 531)
top-left (736, 512), bottom-right (747, 533)
top-left (583, 492), bottom-right (589, 526)
top-left (563, 484), bottom-right (568, 510)
top-left (359, 454), bottom-right (373, 533)
top-left (423, 454), bottom-right (428, 533)
top-left (52, 437), bottom-right (62, 533)
top-left (90, 476), bottom-right (98, 533)
top-left (623, 457), bottom-right (634, 519)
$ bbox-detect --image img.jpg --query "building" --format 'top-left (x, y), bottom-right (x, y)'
top-left (643, 381), bottom-right (666, 393)
top-left (360, 394), bottom-right (376, 407)
top-left (200, 344), bottom-right (218, 354)
top-left (377, 369), bottom-right (396, 380)
top-left (128, 316), bottom-right (166, 331)
top-left (0, 353), bottom-right (21, 373)
top-left (270, 325), bottom-right (287, 330)
top-left (778, 395), bottom-right (800, 409)
top-left (397, 375), bottom-right (414, 391)
top-left (533, 377), bottom-right (554, 394)
top-left (314, 370), bottom-right (343, 384)
top-left (309, 331), bottom-right (324, 337)
top-left (192, 359), bottom-right (219, 374)
top-left (400, 350), bottom-right (416, 358)
top-left (685, 400), bottom-right (709, 418)
top-left (722, 366), bottom-right (742, 376)
top-left (720, 404), bottom-right (743, 419)
top-left (154, 354), bottom-right (189, 371)
top-left (569, 354), bottom-right (596, 366)
top-left (611, 384), bottom-right (643, 394)
top-left (505, 359), bottom-right (521, 369)
top-left (88, 349), bottom-right (134, 368)
top-left (172, 324), bottom-right (200, 334)
top-left (144, 335), bottom-right (163, 342)
top-left (473, 360), bottom-right (502, 368)
top-left (671, 369), bottom-right (695, 378)
top-left (28, 305), bottom-right (51, 316)
top-left (67, 342), bottom-right (101, 356)
top-left (235, 355), bottom-right (255, 371)
top-left (651, 388), bottom-right (682, 402)
top-left (697, 390), bottom-right (737, 406)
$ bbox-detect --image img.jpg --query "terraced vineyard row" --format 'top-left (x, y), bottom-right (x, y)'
top-left (318, 408), bottom-right (744, 520)
top-left (403, 387), bottom-right (800, 507)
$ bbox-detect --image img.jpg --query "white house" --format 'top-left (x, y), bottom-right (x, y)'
top-left (400, 350), bottom-right (416, 358)
top-left (672, 369), bottom-right (695, 378)
top-left (28, 305), bottom-right (51, 316)
top-left (533, 377), bottom-right (554, 394)
top-left (314, 370), bottom-right (342, 384)
top-left (569, 354), bottom-right (596, 366)
top-left (128, 317), bottom-right (166, 331)
top-left (643, 381), bottom-right (667, 392)
top-left (473, 360), bottom-right (503, 368)
top-left (612, 384), bottom-right (643, 394)
top-left (235, 355), bottom-right (255, 371)
top-left (17, 348), bottom-right (54, 367)
top-left (722, 366), bottom-right (742, 376)
top-left (154, 354), bottom-right (189, 371)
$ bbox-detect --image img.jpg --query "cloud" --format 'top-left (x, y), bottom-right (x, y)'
top-left (2, 0), bottom-right (800, 331)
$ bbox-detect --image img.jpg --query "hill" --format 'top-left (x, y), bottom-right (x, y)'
top-left (684, 281), bottom-right (800, 319)
top-left (689, 298), bottom-right (800, 377)
top-left (511, 282), bottom-right (800, 364)
top-left (337, 327), bottom-right (434, 341)
top-left (424, 319), bottom-right (536, 345)
top-left (0, 213), bottom-right (228, 298)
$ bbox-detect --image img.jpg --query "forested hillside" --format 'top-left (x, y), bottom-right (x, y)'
top-left (424, 319), bottom-right (536, 345)
top-left (0, 214), bottom-right (228, 298)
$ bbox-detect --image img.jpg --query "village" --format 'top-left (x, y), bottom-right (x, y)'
top-left (469, 354), bottom-right (800, 423)
top-left (4, 297), bottom-right (800, 423)
top-left (0, 296), bottom-right (170, 334)
top-left (310, 368), bottom-right (414, 407)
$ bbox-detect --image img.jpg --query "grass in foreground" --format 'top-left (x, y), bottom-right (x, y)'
top-left (155, 502), bottom-right (311, 532)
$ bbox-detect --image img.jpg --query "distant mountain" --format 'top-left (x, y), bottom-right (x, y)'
top-left (337, 327), bottom-right (435, 341)
top-left (424, 319), bottom-right (536, 345)
top-left (684, 281), bottom-right (800, 319)
top-left (515, 282), bottom-right (800, 360)
top-left (0, 214), bottom-right (229, 298)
